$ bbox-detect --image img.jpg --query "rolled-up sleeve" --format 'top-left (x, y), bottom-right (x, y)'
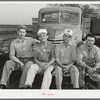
top-left (55, 45), bottom-right (60, 59)
top-left (9, 42), bottom-right (16, 56)
top-left (77, 47), bottom-right (84, 63)
top-left (32, 43), bottom-right (38, 59)
top-left (72, 46), bottom-right (77, 62)
top-left (50, 45), bottom-right (55, 58)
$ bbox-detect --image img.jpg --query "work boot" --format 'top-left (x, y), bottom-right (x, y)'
top-left (0, 84), bottom-right (6, 89)
top-left (19, 85), bottom-right (31, 89)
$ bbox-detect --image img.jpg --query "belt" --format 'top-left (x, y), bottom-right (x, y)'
top-left (62, 63), bottom-right (69, 66)
top-left (18, 57), bottom-right (33, 64)
top-left (18, 57), bottom-right (33, 59)
top-left (18, 57), bottom-right (33, 62)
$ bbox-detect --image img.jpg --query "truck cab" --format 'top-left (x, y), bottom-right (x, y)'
top-left (37, 7), bottom-right (83, 45)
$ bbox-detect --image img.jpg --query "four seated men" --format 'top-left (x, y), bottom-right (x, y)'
top-left (0, 26), bottom-right (100, 89)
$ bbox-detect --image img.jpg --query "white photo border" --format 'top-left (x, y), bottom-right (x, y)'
top-left (0, 1), bottom-right (100, 99)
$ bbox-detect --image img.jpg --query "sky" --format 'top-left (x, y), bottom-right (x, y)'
top-left (0, 2), bottom-right (47, 25)
top-left (0, 2), bottom-right (100, 25)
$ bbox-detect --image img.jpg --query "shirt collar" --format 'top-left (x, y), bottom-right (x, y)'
top-left (63, 42), bottom-right (70, 48)
top-left (39, 41), bottom-right (49, 46)
top-left (85, 44), bottom-right (93, 51)
top-left (16, 37), bottom-right (28, 42)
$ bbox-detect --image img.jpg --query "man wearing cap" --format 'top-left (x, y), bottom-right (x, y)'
top-left (77, 34), bottom-right (100, 88)
top-left (0, 25), bottom-right (38, 89)
top-left (20, 29), bottom-right (55, 89)
top-left (55, 29), bottom-right (79, 89)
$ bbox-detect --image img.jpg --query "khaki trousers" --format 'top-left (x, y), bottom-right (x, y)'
top-left (24, 64), bottom-right (54, 89)
top-left (55, 65), bottom-right (79, 89)
top-left (0, 58), bottom-right (33, 88)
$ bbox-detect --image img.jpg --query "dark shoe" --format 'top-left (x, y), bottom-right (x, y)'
top-left (19, 85), bottom-right (31, 89)
top-left (32, 85), bottom-right (36, 89)
top-left (73, 88), bottom-right (81, 89)
top-left (80, 85), bottom-right (86, 89)
top-left (0, 84), bottom-right (6, 89)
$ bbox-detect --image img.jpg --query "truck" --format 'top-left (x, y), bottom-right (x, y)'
top-left (33, 7), bottom-right (85, 46)
top-left (32, 6), bottom-right (99, 46)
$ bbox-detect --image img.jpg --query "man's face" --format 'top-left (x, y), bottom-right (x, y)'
top-left (86, 36), bottom-right (95, 48)
top-left (17, 29), bottom-right (26, 39)
top-left (39, 33), bottom-right (48, 42)
top-left (63, 34), bottom-right (71, 43)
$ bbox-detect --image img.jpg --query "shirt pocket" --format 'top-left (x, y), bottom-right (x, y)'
top-left (83, 51), bottom-right (88, 58)
top-left (60, 48), bottom-right (65, 57)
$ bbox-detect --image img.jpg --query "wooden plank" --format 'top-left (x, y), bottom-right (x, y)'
top-left (84, 29), bottom-right (90, 33)
top-left (32, 18), bottom-right (38, 23)
top-left (83, 18), bottom-right (91, 23)
top-left (84, 23), bottom-right (91, 28)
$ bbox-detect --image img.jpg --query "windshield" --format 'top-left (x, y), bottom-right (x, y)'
top-left (41, 11), bottom-right (79, 24)
top-left (41, 11), bottom-right (59, 24)
top-left (60, 11), bottom-right (79, 24)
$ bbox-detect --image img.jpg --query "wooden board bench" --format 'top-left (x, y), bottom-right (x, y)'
top-left (0, 53), bottom-right (99, 89)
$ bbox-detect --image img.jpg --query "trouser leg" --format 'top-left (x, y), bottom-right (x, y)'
top-left (70, 65), bottom-right (79, 88)
top-left (24, 64), bottom-right (39, 87)
top-left (78, 67), bottom-right (85, 88)
top-left (97, 82), bottom-right (100, 89)
top-left (55, 65), bottom-right (63, 89)
top-left (89, 70), bottom-right (100, 89)
top-left (0, 60), bottom-right (15, 87)
top-left (19, 61), bottom-right (33, 88)
top-left (41, 65), bottom-right (53, 89)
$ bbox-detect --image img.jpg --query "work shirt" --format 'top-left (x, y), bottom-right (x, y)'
top-left (55, 43), bottom-right (76, 64)
top-left (10, 37), bottom-right (37, 58)
top-left (33, 41), bottom-right (55, 62)
top-left (77, 44), bottom-right (100, 68)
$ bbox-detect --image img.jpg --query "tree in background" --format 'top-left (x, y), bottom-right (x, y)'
top-left (47, 4), bottom-right (99, 18)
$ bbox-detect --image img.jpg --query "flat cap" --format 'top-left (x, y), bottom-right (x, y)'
top-left (17, 25), bottom-right (27, 31)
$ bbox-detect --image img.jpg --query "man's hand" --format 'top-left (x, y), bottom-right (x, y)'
top-left (42, 64), bottom-right (48, 71)
top-left (39, 62), bottom-right (45, 68)
top-left (87, 66), bottom-right (92, 74)
top-left (91, 68), bottom-right (97, 73)
top-left (62, 66), bottom-right (69, 74)
top-left (19, 62), bottom-right (24, 70)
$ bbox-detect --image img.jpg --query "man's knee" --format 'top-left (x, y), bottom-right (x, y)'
top-left (55, 65), bottom-right (62, 72)
top-left (44, 66), bottom-right (54, 74)
top-left (29, 64), bottom-right (39, 72)
top-left (77, 65), bottom-right (85, 72)
top-left (70, 65), bottom-right (79, 73)
top-left (25, 61), bottom-right (33, 68)
top-left (4, 60), bottom-right (15, 69)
